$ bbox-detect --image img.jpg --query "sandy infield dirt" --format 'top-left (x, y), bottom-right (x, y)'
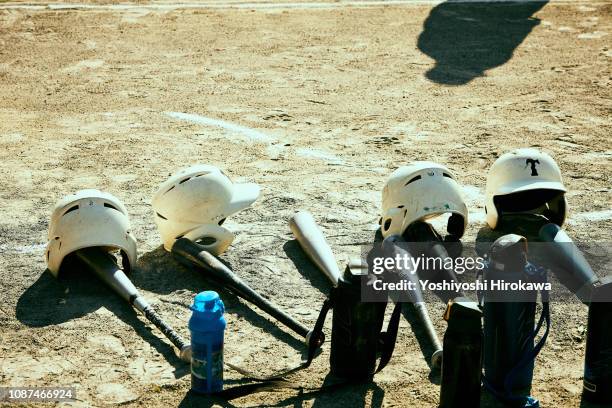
top-left (0, 0), bottom-right (610, 407)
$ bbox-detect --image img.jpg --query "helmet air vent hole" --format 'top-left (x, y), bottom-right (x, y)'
top-left (405, 175), bottom-right (421, 186)
top-left (166, 185), bottom-right (175, 193)
top-left (197, 237), bottom-right (217, 246)
top-left (156, 212), bottom-right (168, 220)
top-left (63, 205), bottom-right (79, 216)
top-left (179, 177), bottom-right (191, 184)
top-left (397, 205), bottom-right (404, 208)
top-left (443, 173), bottom-right (453, 179)
top-left (103, 203), bottom-right (118, 211)
top-left (383, 219), bottom-right (391, 231)
top-left (218, 218), bottom-right (226, 226)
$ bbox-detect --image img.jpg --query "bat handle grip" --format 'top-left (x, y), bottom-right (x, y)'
top-left (142, 305), bottom-right (190, 362)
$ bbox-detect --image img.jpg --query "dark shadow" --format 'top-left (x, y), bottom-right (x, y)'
top-left (135, 247), bottom-right (307, 354)
top-left (262, 373), bottom-right (385, 408)
top-left (15, 256), bottom-right (187, 376)
top-left (418, 1), bottom-right (548, 85)
top-left (284, 239), bottom-right (332, 295)
top-left (580, 396), bottom-right (610, 408)
top-left (178, 390), bottom-right (239, 408)
top-left (401, 303), bottom-right (441, 383)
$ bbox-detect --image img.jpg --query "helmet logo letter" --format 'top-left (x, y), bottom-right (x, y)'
top-left (525, 158), bottom-right (540, 176)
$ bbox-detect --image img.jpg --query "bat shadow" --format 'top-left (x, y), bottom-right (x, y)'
top-left (262, 373), bottom-right (385, 408)
top-left (15, 255), bottom-right (187, 375)
top-left (283, 239), bottom-right (333, 295)
top-left (417, 0), bottom-right (548, 85)
top-left (135, 246), bottom-right (307, 353)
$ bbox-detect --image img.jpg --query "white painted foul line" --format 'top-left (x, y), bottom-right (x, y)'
top-left (468, 209), bottom-right (612, 225)
top-left (0, 0), bottom-right (605, 12)
top-left (567, 209), bottom-right (612, 224)
top-left (0, 243), bottom-right (47, 255)
top-left (166, 111), bottom-right (274, 143)
top-left (166, 111), bottom-right (350, 164)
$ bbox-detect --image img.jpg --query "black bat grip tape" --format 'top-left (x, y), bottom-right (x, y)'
top-left (143, 305), bottom-right (188, 351)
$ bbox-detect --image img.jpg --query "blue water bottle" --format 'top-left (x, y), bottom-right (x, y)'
top-left (189, 291), bottom-right (226, 394)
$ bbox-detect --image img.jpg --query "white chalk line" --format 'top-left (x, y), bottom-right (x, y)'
top-left (0, 243), bottom-right (47, 255)
top-left (0, 0), bottom-right (607, 12)
top-left (568, 209), bottom-right (612, 224)
top-left (166, 111), bottom-right (273, 143)
top-left (166, 111), bottom-right (348, 163)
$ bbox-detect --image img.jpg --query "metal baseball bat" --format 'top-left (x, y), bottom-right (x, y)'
top-left (289, 210), bottom-right (342, 287)
top-left (75, 247), bottom-right (191, 362)
top-left (383, 235), bottom-right (443, 368)
top-left (539, 223), bottom-right (599, 303)
top-left (171, 238), bottom-right (321, 345)
top-left (404, 221), bottom-right (466, 301)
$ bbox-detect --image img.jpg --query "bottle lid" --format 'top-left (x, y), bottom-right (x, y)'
top-left (191, 291), bottom-right (225, 318)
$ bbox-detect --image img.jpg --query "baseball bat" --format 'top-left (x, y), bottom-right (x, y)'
top-left (383, 234), bottom-right (443, 368)
top-left (289, 211), bottom-right (341, 287)
top-left (75, 247), bottom-right (191, 362)
top-left (404, 221), bottom-right (466, 301)
top-left (171, 238), bottom-right (322, 345)
top-left (539, 223), bottom-right (599, 303)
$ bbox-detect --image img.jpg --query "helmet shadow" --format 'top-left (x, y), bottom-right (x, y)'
top-left (15, 255), bottom-right (187, 374)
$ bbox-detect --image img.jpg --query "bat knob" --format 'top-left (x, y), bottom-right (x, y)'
top-left (305, 330), bottom-right (325, 348)
top-left (179, 345), bottom-right (192, 363)
top-left (431, 349), bottom-right (443, 369)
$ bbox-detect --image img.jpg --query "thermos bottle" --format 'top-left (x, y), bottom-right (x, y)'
top-left (482, 234), bottom-right (548, 408)
top-left (439, 297), bottom-right (483, 408)
top-left (329, 264), bottom-right (387, 379)
top-left (189, 291), bottom-right (226, 394)
top-left (583, 275), bottom-right (612, 404)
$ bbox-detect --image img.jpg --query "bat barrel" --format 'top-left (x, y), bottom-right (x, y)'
top-left (172, 238), bottom-right (314, 341)
top-left (383, 236), bottom-right (444, 368)
top-left (289, 210), bottom-right (341, 287)
top-left (415, 302), bottom-right (443, 368)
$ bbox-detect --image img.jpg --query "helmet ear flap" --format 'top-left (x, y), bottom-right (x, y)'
top-left (543, 193), bottom-right (567, 227)
top-left (120, 250), bottom-right (131, 273)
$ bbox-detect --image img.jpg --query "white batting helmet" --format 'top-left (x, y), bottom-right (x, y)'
top-left (152, 165), bottom-right (260, 254)
top-left (381, 162), bottom-right (468, 239)
top-left (485, 148), bottom-right (567, 229)
top-left (46, 189), bottom-right (137, 277)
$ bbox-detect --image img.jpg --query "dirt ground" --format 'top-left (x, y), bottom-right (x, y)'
top-left (0, 0), bottom-right (610, 407)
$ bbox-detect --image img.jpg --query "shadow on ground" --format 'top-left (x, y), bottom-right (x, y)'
top-left (177, 376), bottom-right (384, 408)
top-left (135, 246), bottom-right (307, 353)
top-left (284, 239), bottom-right (333, 295)
top-left (15, 255), bottom-right (187, 374)
top-left (418, 0), bottom-right (548, 85)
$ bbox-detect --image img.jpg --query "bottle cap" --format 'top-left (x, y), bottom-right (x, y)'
top-left (191, 291), bottom-right (224, 318)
